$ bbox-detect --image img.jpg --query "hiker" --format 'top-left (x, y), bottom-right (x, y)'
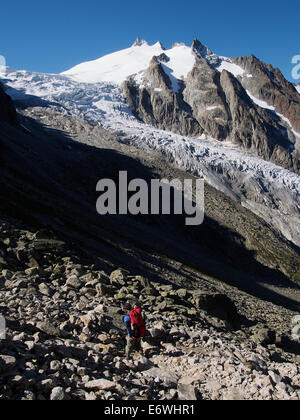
top-left (123, 303), bottom-right (146, 358)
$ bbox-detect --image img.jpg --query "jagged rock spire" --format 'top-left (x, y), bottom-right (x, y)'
top-left (132, 37), bottom-right (149, 47)
top-left (191, 39), bottom-right (220, 66)
top-left (192, 39), bottom-right (213, 58)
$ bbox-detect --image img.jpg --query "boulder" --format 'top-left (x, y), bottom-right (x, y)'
top-left (178, 383), bottom-right (201, 400)
top-left (249, 325), bottom-right (276, 346)
top-left (110, 269), bottom-right (127, 286)
top-left (36, 321), bottom-right (60, 337)
top-left (85, 379), bottom-right (116, 391)
top-left (65, 275), bottom-right (81, 290)
top-left (50, 387), bottom-right (65, 401)
top-left (192, 291), bottom-right (240, 328)
top-left (0, 355), bottom-right (16, 374)
top-left (38, 283), bottom-right (51, 296)
top-left (143, 368), bottom-right (179, 387)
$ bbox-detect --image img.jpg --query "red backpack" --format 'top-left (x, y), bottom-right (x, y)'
top-left (130, 307), bottom-right (146, 339)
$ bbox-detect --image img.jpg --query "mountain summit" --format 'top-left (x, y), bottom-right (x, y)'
top-left (61, 38), bottom-right (195, 84)
top-left (132, 37), bottom-right (149, 47)
top-left (61, 38), bottom-right (164, 84)
top-left (62, 38), bottom-right (215, 85)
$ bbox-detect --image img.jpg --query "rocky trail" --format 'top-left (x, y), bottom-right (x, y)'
top-left (1, 212), bottom-right (300, 401)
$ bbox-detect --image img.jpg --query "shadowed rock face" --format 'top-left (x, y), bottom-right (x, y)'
top-left (0, 83), bottom-right (18, 125)
top-left (218, 71), bottom-right (298, 166)
top-left (122, 57), bottom-right (202, 137)
top-left (123, 55), bottom-right (300, 174)
top-left (191, 39), bottom-right (220, 66)
top-left (233, 55), bottom-right (300, 133)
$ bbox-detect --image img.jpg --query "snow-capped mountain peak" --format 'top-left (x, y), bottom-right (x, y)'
top-left (61, 38), bottom-right (238, 88)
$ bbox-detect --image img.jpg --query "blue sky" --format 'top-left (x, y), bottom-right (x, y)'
top-left (0, 0), bottom-right (299, 81)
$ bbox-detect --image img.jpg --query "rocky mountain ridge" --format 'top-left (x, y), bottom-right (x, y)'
top-left (0, 212), bottom-right (300, 401)
top-left (0, 68), bottom-right (300, 401)
top-left (122, 40), bottom-right (300, 174)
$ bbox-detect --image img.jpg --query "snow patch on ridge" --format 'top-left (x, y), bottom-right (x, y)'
top-left (161, 45), bottom-right (196, 82)
top-left (246, 91), bottom-right (276, 111)
top-left (62, 41), bottom-right (196, 94)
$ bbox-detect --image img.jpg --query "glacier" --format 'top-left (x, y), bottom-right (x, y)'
top-left (0, 66), bottom-right (299, 247)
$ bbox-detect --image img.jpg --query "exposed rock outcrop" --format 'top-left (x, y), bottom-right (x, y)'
top-left (219, 70), bottom-right (292, 159)
top-left (191, 39), bottom-right (220, 66)
top-left (232, 55), bottom-right (300, 133)
top-left (183, 58), bottom-right (230, 139)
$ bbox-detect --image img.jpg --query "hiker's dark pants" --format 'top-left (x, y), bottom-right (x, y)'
top-left (126, 336), bottom-right (143, 357)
